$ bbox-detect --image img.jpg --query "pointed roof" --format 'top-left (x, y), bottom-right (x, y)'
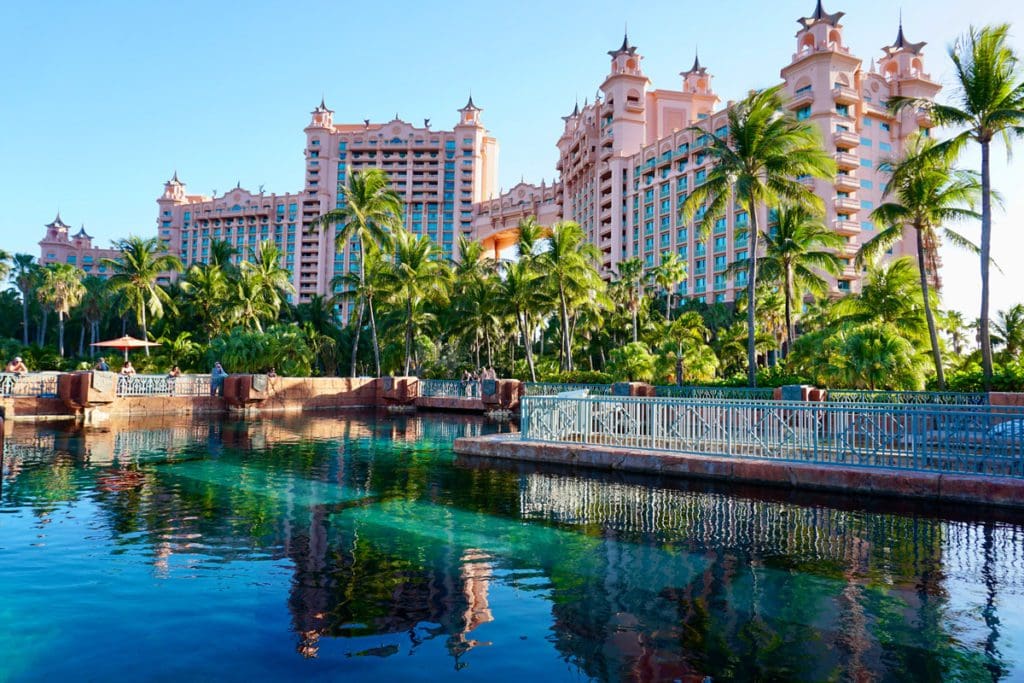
top-left (74, 224), bottom-right (92, 239)
top-left (167, 170), bottom-right (182, 185)
top-left (608, 32), bottom-right (638, 57)
top-left (46, 212), bottom-right (70, 230)
top-left (797, 0), bottom-right (844, 28)
top-left (312, 96), bottom-right (333, 114)
top-left (460, 94), bottom-right (481, 111)
top-left (887, 20), bottom-right (926, 55)
top-left (682, 50), bottom-right (707, 76)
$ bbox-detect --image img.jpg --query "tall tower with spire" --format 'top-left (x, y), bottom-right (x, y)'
top-left (600, 32), bottom-right (649, 155)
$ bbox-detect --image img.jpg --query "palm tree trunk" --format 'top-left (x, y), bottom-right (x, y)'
top-left (350, 301), bottom-right (365, 377)
top-left (78, 322), bottom-right (85, 357)
top-left (631, 301), bottom-right (639, 343)
top-left (676, 343), bottom-right (684, 386)
top-left (559, 286), bottom-right (572, 372)
top-left (979, 140), bottom-right (993, 390)
top-left (21, 295), bottom-right (29, 345)
top-left (666, 290), bottom-right (673, 322)
top-left (39, 309), bottom-right (48, 347)
top-left (367, 296), bottom-right (381, 377)
top-left (404, 297), bottom-right (413, 376)
top-left (141, 305), bottom-right (150, 356)
top-left (784, 264), bottom-right (795, 359)
top-left (520, 312), bottom-right (537, 382)
top-left (745, 207), bottom-right (760, 388)
top-left (58, 313), bottom-right (65, 357)
top-left (917, 229), bottom-right (945, 389)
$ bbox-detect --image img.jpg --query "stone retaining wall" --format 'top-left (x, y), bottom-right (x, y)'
top-left (453, 435), bottom-right (1024, 509)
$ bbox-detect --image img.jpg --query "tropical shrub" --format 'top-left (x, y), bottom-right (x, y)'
top-left (606, 342), bottom-right (656, 382)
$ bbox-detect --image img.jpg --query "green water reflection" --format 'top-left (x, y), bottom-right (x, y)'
top-left (1, 411), bottom-right (1022, 681)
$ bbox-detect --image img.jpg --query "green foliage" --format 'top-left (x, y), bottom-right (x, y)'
top-left (937, 360), bottom-right (1024, 392)
top-left (206, 325), bottom-right (314, 377)
top-left (606, 342), bottom-right (656, 382)
top-left (540, 370), bottom-right (614, 384)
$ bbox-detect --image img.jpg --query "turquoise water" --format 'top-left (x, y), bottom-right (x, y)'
top-left (2, 412), bottom-right (1023, 681)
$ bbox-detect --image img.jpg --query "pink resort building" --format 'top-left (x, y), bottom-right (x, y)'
top-left (30, 1), bottom-right (936, 308)
top-left (155, 100), bottom-right (498, 307)
top-left (474, 1), bottom-right (940, 301)
top-left (38, 213), bottom-right (121, 278)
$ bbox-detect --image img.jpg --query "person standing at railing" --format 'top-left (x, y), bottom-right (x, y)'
top-left (5, 357), bottom-right (28, 374)
top-left (210, 362), bottom-right (228, 397)
top-left (120, 361), bottom-right (136, 376)
top-left (94, 357), bottom-right (110, 372)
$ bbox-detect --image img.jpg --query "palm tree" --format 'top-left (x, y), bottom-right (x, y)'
top-left (102, 237), bottom-right (183, 356)
top-left (0, 249), bottom-right (10, 282)
top-left (453, 236), bottom-right (495, 283)
top-left (241, 239), bottom-right (295, 326)
top-left (36, 263), bottom-right (85, 357)
top-left (652, 253), bottom-right (687, 322)
top-left (385, 230), bottom-right (452, 375)
top-left (208, 239), bottom-right (240, 272)
top-left (747, 207), bottom-right (843, 357)
top-left (12, 254), bottom-right (38, 345)
top-left (316, 168), bottom-right (403, 377)
top-left (78, 275), bottom-right (109, 357)
top-left (859, 135), bottom-right (981, 388)
top-left (891, 25), bottom-right (1024, 389)
top-left (836, 257), bottom-right (930, 345)
top-left (683, 85), bottom-right (835, 386)
top-left (941, 310), bottom-right (970, 357)
top-left (330, 245), bottom-right (390, 376)
top-left (614, 257), bottom-right (645, 342)
top-left (538, 221), bottom-right (605, 372)
top-left (992, 303), bottom-right (1024, 360)
top-left (840, 323), bottom-right (927, 391)
top-left (180, 263), bottom-right (230, 341)
top-left (501, 259), bottom-right (545, 381)
top-left (664, 311), bottom-right (711, 385)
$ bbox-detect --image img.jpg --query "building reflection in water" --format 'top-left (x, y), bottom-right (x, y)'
top-left (2, 412), bottom-right (1021, 679)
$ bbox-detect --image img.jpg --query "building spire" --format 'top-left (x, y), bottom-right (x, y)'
top-left (682, 48), bottom-right (707, 76)
top-left (462, 92), bottom-right (481, 111)
top-left (608, 30), bottom-right (637, 57)
top-left (798, 0), bottom-right (844, 28)
top-left (887, 12), bottom-right (926, 54)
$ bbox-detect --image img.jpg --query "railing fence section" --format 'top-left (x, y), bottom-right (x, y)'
top-left (523, 382), bottom-right (615, 396)
top-left (654, 385), bottom-right (776, 400)
top-left (115, 374), bottom-right (211, 397)
top-left (826, 389), bottom-right (988, 405)
top-left (521, 395), bottom-right (1024, 478)
top-left (0, 372), bottom-right (59, 398)
top-left (421, 379), bottom-right (480, 399)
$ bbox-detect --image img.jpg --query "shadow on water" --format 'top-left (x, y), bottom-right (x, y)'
top-left (2, 410), bottom-right (1023, 681)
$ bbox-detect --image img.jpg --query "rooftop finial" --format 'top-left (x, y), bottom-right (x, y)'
top-left (608, 28), bottom-right (637, 57)
top-left (886, 10), bottom-right (925, 54)
top-left (462, 91), bottom-right (480, 111)
top-left (171, 170), bottom-right (180, 183)
top-left (798, 0), bottom-right (844, 28)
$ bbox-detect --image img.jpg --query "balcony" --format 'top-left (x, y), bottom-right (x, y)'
top-left (835, 152), bottom-right (859, 170)
top-left (916, 109), bottom-right (934, 128)
top-left (833, 219), bottom-right (860, 236)
top-left (833, 129), bottom-right (860, 148)
top-left (832, 85), bottom-right (858, 105)
top-left (787, 89), bottom-right (814, 109)
top-left (835, 173), bottom-right (859, 192)
top-left (834, 197), bottom-right (860, 212)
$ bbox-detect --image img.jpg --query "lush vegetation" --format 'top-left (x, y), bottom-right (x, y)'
top-left (1, 25), bottom-right (1021, 391)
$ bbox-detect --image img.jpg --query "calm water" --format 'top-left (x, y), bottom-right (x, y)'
top-left (2, 412), bottom-right (1023, 682)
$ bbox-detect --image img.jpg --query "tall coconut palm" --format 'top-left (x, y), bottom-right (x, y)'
top-left (329, 245), bottom-right (390, 376)
top-left (208, 239), bottom-right (240, 272)
top-left (453, 236), bottom-right (495, 283)
top-left (0, 249), bottom-right (10, 282)
top-left (501, 259), bottom-right (544, 381)
top-left (746, 207), bottom-right (843, 357)
top-left (836, 257), bottom-right (929, 346)
top-left (78, 275), bottom-right (109, 357)
top-left (102, 237), bottom-right (183, 356)
top-left (992, 303), bottom-right (1024, 360)
top-left (384, 230), bottom-right (452, 375)
top-left (12, 254), bottom-right (38, 345)
top-left (683, 85), bottom-right (835, 386)
top-left (859, 135), bottom-right (981, 388)
top-left (180, 263), bottom-right (230, 341)
top-left (652, 253), bottom-right (688, 322)
top-left (614, 257), bottom-right (646, 342)
top-left (940, 310), bottom-right (970, 357)
top-left (316, 168), bottom-right (403, 377)
top-left (665, 311), bottom-right (711, 385)
top-left (538, 221), bottom-right (605, 372)
top-left (242, 239), bottom-right (295, 325)
top-left (36, 263), bottom-right (85, 357)
top-left (891, 24), bottom-right (1024, 389)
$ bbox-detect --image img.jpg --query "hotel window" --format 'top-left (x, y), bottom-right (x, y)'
top-left (879, 142), bottom-right (892, 152)
top-left (836, 104), bottom-right (850, 117)
top-left (860, 179), bottom-right (873, 189)
top-left (861, 221), bottom-right (874, 231)
top-left (796, 105), bottom-right (811, 121)
top-left (714, 237), bottom-right (727, 251)
top-left (862, 117), bottom-right (872, 127)
top-left (860, 137), bottom-right (872, 147)
top-left (860, 159), bottom-right (873, 168)
top-left (677, 228), bottom-right (687, 241)
top-left (695, 170), bottom-right (707, 185)
top-left (880, 122), bottom-right (891, 132)
top-left (861, 200), bottom-right (873, 209)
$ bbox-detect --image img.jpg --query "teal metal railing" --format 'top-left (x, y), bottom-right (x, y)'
top-left (421, 379), bottom-right (480, 399)
top-left (521, 394), bottom-right (1024, 478)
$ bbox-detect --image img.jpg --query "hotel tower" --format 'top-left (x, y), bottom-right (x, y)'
top-left (123, 1), bottom-right (937, 308)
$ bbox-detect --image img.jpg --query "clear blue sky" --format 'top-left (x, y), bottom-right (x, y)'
top-left (1, 0), bottom-right (1021, 318)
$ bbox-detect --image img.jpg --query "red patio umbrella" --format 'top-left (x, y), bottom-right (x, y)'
top-left (91, 335), bottom-right (162, 362)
